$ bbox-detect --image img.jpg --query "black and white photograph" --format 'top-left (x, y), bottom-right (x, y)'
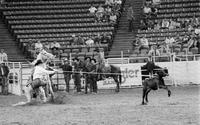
top-left (0, 0), bottom-right (199, 124)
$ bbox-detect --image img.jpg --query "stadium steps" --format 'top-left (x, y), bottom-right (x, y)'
top-left (0, 18), bottom-right (26, 62)
top-left (108, 0), bottom-right (143, 58)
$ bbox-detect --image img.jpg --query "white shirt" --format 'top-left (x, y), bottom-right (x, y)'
top-left (33, 65), bottom-right (55, 80)
top-left (153, 0), bottom-right (160, 4)
top-left (143, 6), bottom-right (151, 14)
top-left (195, 28), bottom-right (200, 34)
top-left (140, 38), bottom-right (149, 46)
top-left (114, 0), bottom-right (122, 4)
top-left (110, 15), bottom-right (117, 22)
top-left (35, 42), bottom-right (43, 50)
top-left (89, 6), bottom-right (97, 13)
top-left (85, 39), bottom-right (94, 46)
top-left (0, 52), bottom-right (8, 63)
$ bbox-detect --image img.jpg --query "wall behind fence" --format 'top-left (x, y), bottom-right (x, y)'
top-left (20, 61), bottom-right (200, 91)
top-left (98, 61), bottom-right (200, 89)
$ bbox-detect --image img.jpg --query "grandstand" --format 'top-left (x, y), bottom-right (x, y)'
top-left (0, 0), bottom-right (199, 62)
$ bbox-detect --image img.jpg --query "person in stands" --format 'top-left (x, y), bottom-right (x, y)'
top-left (35, 41), bottom-right (43, 51)
top-left (0, 49), bottom-right (8, 63)
top-left (127, 4), bottom-right (135, 32)
top-left (138, 35), bottom-right (149, 51)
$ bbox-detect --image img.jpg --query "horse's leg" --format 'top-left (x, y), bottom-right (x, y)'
top-left (160, 85), bottom-right (171, 97)
top-left (114, 76), bottom-right (119, 93)
top-left (142, 87), bottom-right (147, 105)
top-left (145, 88), bottom-right (151, 103)
top-left (85, 77), bottom-right (88, 94)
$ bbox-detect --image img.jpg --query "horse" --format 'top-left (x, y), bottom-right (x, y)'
top-left (142, 68), bottom-right (171, 105)
top-left (96, 63), bottom-right (122, 92)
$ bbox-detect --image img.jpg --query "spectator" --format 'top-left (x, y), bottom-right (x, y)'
top-left (127, 4), bottom-right (135, 32)
top-left (101, 33), bottom-right (111, 44)
top-left (161, 19), bottom-right (170, 29)
top-left (138, 35), bottom-right (149, 51)
top-left (50, 41), bottom-right (61, 56)
top-left (109, 12), bottom-right (117, 24)
top-left (94, 33), bottom-right (102, 44)
top-left (70, 34), bottom-right (78, 45)
top-left (35, 41), bottom-right (43, 51)
top-left (194, 25), bottom-right (200, 35)
top-left (114, 0), bottom-right (122, 5)
top-left (105, 0), bottom-right (114, 6)
top-left (148, 45), bottom-right (160, 57)
top-left (85, 37), bottom-right (94, 46)
top-left (147, 19), bottom-right (154, 29)
top-left (152, 0), bottom-right (161, 5)
top-left (143, 4), bottom-right (151, 15)
top-left (97, 5), bottom-right (104, 13)
top-left (61, 58), bottom-right (72, 92)
top-left (89, 4), bottom-right (97, 14)
top-left (163, 36), bottom-right (175, 53)
top-left (187, 37), bottom-right (196, 51)
top-left (150, 5), bottom-right (158, 17)
top-left (77, 35), bottom-right (85, 45)
top-left (154, 20), bottom-right (161, 30)
top-left (43, 41), bottom-right (50, 51)
top-left (140, 19), bottom-right (148, 30)
top-left (0, 49), bottom-right (8, 63)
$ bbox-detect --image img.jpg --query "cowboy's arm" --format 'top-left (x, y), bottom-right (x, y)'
top-left (41, 68), bottom-right (56, 74)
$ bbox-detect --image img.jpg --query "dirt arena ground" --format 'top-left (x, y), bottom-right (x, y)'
top-left (0, 85), bottom-right (199, 125)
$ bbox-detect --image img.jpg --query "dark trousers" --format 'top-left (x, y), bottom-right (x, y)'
top-left (128, 19), bottom-right (133, 32)
top-left (87, 75), bottom-right (97, 93)
top-left (64, 74), bottom-right (71, 92)
top-left (1, 76), bottom-right (8, 95)
top-left (74, 73), bottom-right (81, 92)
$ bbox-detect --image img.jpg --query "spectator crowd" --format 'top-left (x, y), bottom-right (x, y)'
top-left (89, 0), bottom-right (123, 25)
top-left (131, 0), bottom-right (200, 57)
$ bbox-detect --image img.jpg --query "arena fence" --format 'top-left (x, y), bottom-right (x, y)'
top-left (1, 53), bottom-right (200, 95)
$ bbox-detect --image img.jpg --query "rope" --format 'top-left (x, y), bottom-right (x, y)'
top-left (22, 68), bottom-right (168, 77)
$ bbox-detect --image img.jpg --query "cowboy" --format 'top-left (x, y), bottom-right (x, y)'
top-left (72, 58), bottom-right (81, 93)
top-left (84, 57), bottom-right (95, 93)
top-left (61, 58), bottom-right (72, 92)
top-left (0, 63), bottom-right (9, 95)
top-left (90, 58), bottom-right (98, 93)
top-left (27, 60), bottom-right (56, 102)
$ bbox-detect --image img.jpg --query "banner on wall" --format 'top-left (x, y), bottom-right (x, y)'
top-left (97, 64), bottom-right (143, 89)
top-left (97, 61), bottom-right (200, 89)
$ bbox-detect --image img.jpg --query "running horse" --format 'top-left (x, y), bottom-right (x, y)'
top-left (141, 67), bottom-right (171, 105)
top-left (96, 63), bottom-right (122, 92)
